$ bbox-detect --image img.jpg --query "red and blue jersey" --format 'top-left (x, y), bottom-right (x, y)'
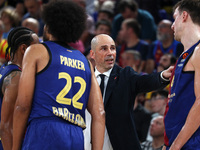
top-left (153, 40), bottom-right (180, 66)
top-left (164, 40), bottom-right (200, 149)
top-left (28, 41), bottom-right (91, 129)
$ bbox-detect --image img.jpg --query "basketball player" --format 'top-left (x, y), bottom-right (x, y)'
top-left (0, 27), bottom-right (39, 150)
top-left (12, 1), bottom-right (105, 150)
top-left (164, 0), bottom-right (200, 149)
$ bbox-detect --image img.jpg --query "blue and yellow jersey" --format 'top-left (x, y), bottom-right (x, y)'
top-left (0, 63), bottom-right (21, 149)
top-left (28, 41), bottom-right (91, 129)
top-left (164, 40), bottom-right (200, 148)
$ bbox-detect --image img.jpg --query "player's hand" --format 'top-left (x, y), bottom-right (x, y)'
top-left (162, 145), bottom-right (166, 150)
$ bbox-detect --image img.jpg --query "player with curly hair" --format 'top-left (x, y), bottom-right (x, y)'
top-left (12, 1), bottom-right (105, 150)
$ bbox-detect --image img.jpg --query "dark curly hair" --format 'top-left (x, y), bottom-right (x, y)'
top-left (42, 0), bottom-right (87, 43)
top-left (5, 27), bottom-right (34, 61)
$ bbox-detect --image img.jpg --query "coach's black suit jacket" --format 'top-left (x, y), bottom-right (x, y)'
top-left (104, 65), bottom-right (168, 150)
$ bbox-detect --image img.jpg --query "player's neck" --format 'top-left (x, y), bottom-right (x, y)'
top-left (182, 25), bottom-right (200, 51)
top-left (11, 51), bottom-right (23, 68)
top-left (11, 59), bottom-right (22, 68)
top-left (182, 37), bottom-right (200, 52)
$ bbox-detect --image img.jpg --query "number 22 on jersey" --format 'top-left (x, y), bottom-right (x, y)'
top-left (56, 72), bottom-right (86, 110)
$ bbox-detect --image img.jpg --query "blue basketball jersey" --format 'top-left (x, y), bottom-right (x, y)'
top-left (164, 40), bottom-right (200, 149)
top-left (28, 41), bottom-right (91, 129)
top-left (0, 63), bottom-right (21, 149)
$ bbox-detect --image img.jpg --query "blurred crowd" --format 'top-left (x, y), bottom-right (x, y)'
top-left (0, 0), bottom-right (183, 149)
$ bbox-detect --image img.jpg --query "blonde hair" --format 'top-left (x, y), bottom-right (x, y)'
top-left (1, 6), bottom-right (20, 27)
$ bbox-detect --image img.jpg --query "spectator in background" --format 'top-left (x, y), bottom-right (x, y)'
top-left (22, 17), bottom-right (44, 42)
top-left (149, 90), bottom-right (168, 117)
top-left (141, 115), bottom-right (165, 150)
top-left (117, 18), bottom-right (149, 73)
top-left (97, 8), bottom-right (114, 23)
top-left (135, 0), bottom-right (161, 24)
top-left (74, 0), bottom-right (95, 52)
top-left (95, 19), bottom-right (112, 35)
top-left (23, 0), bottom-right (44, 37)
top-left (145, 90), bottom-right (168, 142)
top-left (16, 2), bottom-right (26, 20)
top-left (157, 53), bottom-right (176, 72)
top-left (121, 50), bottom-right (143, 74)
top-left (93, 0), bottom-right (115, 23)
top-left (22, 18), bottom-right (39, 35)
top-left (1, 6), bottom-right (20, 39)
top-left (94, 0), bottom-right (115, 13)
top-left (112, 0), bottom-right (157, 43)
top-left (146, 19), bottom-right (183, 73)
top-left (0, 20), bottom-right (8, 66)
top-left (134, 94), bottom-right (152, 142)
top-left (86, 0), bottom-right (95, 16)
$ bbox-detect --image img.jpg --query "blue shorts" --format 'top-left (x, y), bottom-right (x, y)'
top-left (0, 140), bottom-right (3, 150)
top-left (22, 117), bottom-right (84, 150)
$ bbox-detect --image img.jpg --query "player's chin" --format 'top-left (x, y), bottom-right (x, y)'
top-left (174, 34), bottom-right (180, 42)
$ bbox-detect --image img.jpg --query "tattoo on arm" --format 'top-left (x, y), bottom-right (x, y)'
top-left (2, 71), bottom-right (21, 94)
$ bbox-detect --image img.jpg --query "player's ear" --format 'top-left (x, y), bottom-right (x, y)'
top-left (20, 44), bottom-right (28, 55)
top-left (182, 11), bottom-right (189, 22)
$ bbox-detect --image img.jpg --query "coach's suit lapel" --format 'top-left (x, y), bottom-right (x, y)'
top-left (104, 65), bottom-right (119, 108)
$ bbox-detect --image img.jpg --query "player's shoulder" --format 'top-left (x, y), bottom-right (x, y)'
top-left (24, 43), bottom-right (48, 63)
top-left (190, 42), bottom-right (200, 66)
top-left (27, 43), bottom-right (46, 51)
top-left (193, 42), bottom-right (200, 56)
top-left (2, 70), bottom-right (21, 91)
top-left (5, 70), bottom-right (21, 82)
top-left (25, 44), bottom-right (47, 56)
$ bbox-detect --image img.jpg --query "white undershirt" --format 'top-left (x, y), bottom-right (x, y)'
top-left (84, 67), bottom-right (113, 150)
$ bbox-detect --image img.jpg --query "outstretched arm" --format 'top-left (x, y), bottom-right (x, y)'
top-left (135, 66), bottom-right (173, 94)
top-left (87, 62), bottom-right (105, 150)
top-left (0, 71), bottom-right (21, 150)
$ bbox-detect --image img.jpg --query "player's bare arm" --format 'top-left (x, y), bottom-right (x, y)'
top-left (87, 62), bottom-right (105, 150)
top-left (12, 44), bottom-right (48, 150)
top-left (169, 44), bottom-right (200, 150)
top-left (0, 71), bottom-right (21, 150)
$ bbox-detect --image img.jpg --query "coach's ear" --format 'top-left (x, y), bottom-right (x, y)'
top-left (90, 50), bottom-right (95, 59)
